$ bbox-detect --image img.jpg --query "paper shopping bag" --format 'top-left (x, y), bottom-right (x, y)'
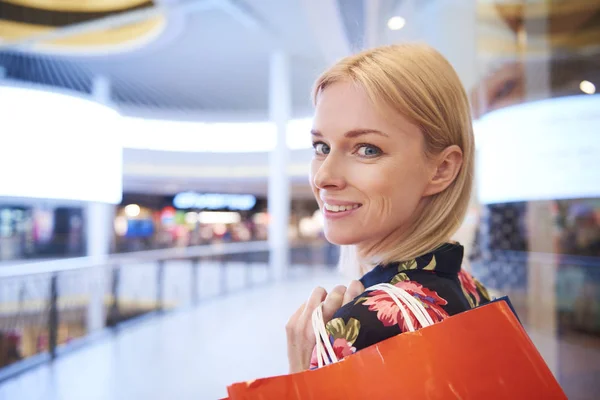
top-left (226, 299), bottom-right (567, 399)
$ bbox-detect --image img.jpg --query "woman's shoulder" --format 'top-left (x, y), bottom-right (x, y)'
top-left (329, 280), bottom-right (452, 351)
top-left (310, 278), bottom-right (454, 369)
top-left (456, 269), bottom-right (491, 308)
top-left (314, 273), bottom-right (491, 366)
top-left (333, 279), bottom-right (453, 329)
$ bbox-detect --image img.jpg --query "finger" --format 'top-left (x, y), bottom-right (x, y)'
top-left (299, 287), bottom-right (328, 342)
top-left (285, 302), bottom-right (306, 334)
top-left (322, 285), bottom-right (346, 322)
top-left (302, 286), bottom-right (327, 317)
top-left (342, 280), bottom-right (365, 306)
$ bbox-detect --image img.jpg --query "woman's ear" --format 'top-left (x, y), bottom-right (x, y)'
top-left (423, 145), bottom-right (463, 197)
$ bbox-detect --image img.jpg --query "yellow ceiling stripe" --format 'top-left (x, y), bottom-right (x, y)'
top-left (0, 17), bottom-right (164, 48)
top-left (0, 0), bottom-right (151, 13)
top-left (0, 19), bottom-right (51, 40)
top-left (476, 26), bottom-right (600, 55)
top-left (478, 0), bottom-right (600, 20)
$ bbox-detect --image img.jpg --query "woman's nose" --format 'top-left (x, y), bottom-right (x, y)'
top-left (313, 156), bottom-right (347, 190)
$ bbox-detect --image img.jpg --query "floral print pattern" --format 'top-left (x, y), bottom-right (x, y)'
top-left (309, 318), bottom-right (360, 369)
top-left (458, 269), bottom-right (480, 307)
top-left (309, 243), bottom-right (490, 370)
top-left (362, 281), bottom-right (449, 330)
top-left (390, 272), bottom-right (409, 285)
top-left (458, 269), bottom-right (491, 308)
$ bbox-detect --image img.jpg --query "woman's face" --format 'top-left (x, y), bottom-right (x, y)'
top-left (310, 81), bottom-right (437, 255)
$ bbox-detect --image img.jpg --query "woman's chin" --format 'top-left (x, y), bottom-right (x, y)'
top-left (324, 231), bottom-right (359, 246)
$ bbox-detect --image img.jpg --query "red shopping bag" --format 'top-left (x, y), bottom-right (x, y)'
top-left (226, 299), bottom-right (566, 399)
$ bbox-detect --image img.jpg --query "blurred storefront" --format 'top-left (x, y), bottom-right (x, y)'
top-left (113, 192), bottom-right (266, 252)
top-left (113, 192), bottom-right (325, 253)
top-left (0, 193), bottom-right (329, 261)
top-left (0, 204), bottom-right (85, 262)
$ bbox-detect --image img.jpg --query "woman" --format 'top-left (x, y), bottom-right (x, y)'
top-left (286, 43), bottom-right (490, 373)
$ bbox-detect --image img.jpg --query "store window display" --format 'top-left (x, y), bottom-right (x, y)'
top-left (0, 205), bottom-right (84, 261)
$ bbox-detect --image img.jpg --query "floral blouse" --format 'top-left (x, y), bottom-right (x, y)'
top-left (310, 243), bottom-right (490, 369)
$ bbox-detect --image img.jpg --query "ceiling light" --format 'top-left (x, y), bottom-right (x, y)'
top-left (124, 204), bottom-right (141, 218)
top-left (387, 16), bottom-right (406, 31)
top-left (580, 80), bottom-right (596, 95)
top-left (185, 212), bottom-right (199, 225)
top-left (198, 212), bottom-right (241, 225)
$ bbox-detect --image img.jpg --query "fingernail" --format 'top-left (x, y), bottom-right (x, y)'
top-left (332, 285), bottom-right (346, 296)
top-left (349, 280), bottom-right (363, 295)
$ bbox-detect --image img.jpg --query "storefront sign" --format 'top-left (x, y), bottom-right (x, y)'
top-left (173, 192), bottom-right (256, 211)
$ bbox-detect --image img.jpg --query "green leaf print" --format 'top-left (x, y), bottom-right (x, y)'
top-left (390, 272), bottom-right (410, 285)
top-left (325, 317), bottom-right (361, 345)
top-left (398, 259), bottom-right (417, 271)
top-left (422, 255), bottom-right (437, 271)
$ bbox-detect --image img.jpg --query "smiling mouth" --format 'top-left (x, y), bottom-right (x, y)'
top-left (323, 203), bottom-right (362, 213)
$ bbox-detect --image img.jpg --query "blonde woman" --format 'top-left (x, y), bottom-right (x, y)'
top-left (286, 44), bottom-right (490, 372)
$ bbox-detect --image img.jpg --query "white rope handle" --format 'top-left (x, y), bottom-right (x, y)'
top-left (311, 283), bottom-right (434, 367)
top-left (369, 284), bottom-right (434, 328)
top-left (311, 303), bottom-right (338, 367)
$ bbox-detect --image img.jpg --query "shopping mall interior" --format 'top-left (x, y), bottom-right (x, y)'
top-left (0, 0), bottom-right (599, 399)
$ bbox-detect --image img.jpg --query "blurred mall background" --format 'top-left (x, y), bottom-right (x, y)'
top-left (0, 0), bottom-right (599, 399)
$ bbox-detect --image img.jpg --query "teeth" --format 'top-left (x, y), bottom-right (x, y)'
top-left (324, 203), bottom-right (360, 212)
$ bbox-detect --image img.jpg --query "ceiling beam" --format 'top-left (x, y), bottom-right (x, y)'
top-left (364, 0), bottom-right (381, 49)
top-left (218, 0), bottom-right (274, 35)
top-left (298, 0), bottom-right (352, 64)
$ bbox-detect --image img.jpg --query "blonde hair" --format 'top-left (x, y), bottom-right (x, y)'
top-left (312, 43), bottom-right (475, 277)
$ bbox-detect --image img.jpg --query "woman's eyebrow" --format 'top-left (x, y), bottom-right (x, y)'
top-left (310, 129), bottom-right (388, 138)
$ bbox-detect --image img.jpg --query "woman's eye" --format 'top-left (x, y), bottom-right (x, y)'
top-left (313, 142), bottom-right (330, 155)
top-left (357, 144), bottom-right (382, 157)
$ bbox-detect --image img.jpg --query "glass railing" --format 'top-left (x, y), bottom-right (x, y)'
top-left (0, 241), bottom-right (337, 380)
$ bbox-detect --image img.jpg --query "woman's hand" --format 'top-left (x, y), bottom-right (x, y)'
top-left (286, 280), bottom-right (365, 373)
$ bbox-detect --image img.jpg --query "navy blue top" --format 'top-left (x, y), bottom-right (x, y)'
top-left (310, 243), bottom-right (490, 368)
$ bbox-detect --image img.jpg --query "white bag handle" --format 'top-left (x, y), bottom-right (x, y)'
top-left (311, 303), bottom-right (338, 368)
top-left (369, 283), bottom-right (435, 328)
top-left (311, 283), bottom-right (434, 368)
